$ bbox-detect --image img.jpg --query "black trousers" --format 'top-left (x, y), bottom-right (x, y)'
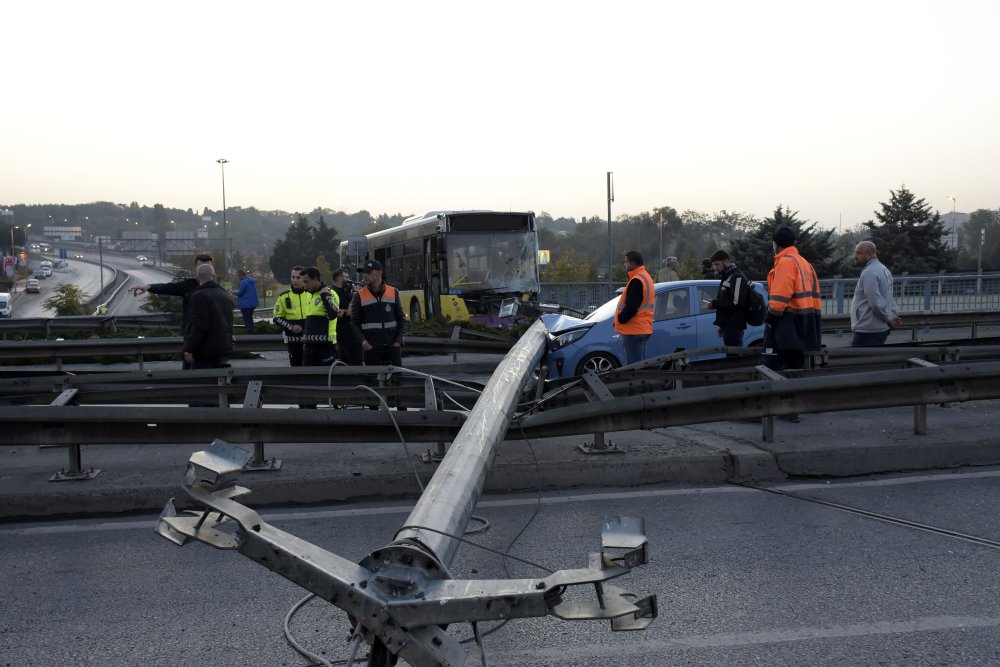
top-left (363, 344), bottom-right (402, 367)
top-left (286, 340), bottom-right (304, 367)
top-left (302, 342), bottom-right (336, 367)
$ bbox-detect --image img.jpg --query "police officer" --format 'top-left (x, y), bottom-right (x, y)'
top-left (273, 265), bottom-right (308, 366)
top-left (299, 266), bottom-right (339, 366)
top-left (350, 259), bottom-right (404, 367)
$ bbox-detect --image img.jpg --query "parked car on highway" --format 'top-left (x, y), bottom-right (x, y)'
top-left (542, 279), bottom-right (767, 380)
top-left (25, 279), bottom-right (40, 294)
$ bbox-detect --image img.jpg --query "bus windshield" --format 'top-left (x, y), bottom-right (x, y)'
top-left (446, 231), bottom-right (539, 294)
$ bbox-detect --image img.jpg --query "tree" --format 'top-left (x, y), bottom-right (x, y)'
top-left (312, 216), bottom-right (341, 268)
top-left (42, 283), bottom-right (90, 316)
top-left (269, 216), bottom-right (315, 278)
top-left (862, 186), bottom-right (951, 274)
top-left (729, 205), bottom-right (837, 279)
top-left (539, 249), bottom-right (592, 282)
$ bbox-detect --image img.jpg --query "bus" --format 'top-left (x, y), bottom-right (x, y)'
top-left (341, 210), bottom-right (540, 326)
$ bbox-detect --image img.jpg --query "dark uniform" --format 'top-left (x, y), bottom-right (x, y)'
top-left (350, 283), bottom-right (405, 367)
top-left (302, 285), bottom-right (339, 366)
top-left (333, 283), bottom-right (363, 366)
top-left (273, 287), bottom-right (308, 367)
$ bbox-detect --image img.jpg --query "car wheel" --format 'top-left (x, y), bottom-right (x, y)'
top-left (575, 352), bottom-right (620, 376)
top-left (409, 299), bottom-right (422, 322)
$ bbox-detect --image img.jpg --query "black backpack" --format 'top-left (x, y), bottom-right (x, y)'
top-left (744, 281), bottom-right (767, 326)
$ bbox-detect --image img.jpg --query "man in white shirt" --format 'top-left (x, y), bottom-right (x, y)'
top-left (850, 241), bottom-right (903, 346)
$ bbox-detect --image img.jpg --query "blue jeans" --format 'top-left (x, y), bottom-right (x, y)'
top-left (622, 334), bottom-right (651, 366)
top-left (240, 308), bottom-right (255, 333)
top-left (851, 330), bottom-right (890, 347)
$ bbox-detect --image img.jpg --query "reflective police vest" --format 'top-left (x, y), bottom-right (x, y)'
top-left (273, 288), bottom-right (307, 341)
top-left (356, 284), bottom-right (400, 345)
top-left (302, 287), bottom-right (340, 345)
top-left (614, 266), bottom-right (654, 335)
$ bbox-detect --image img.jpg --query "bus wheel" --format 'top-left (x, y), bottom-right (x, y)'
top-left (409, 299), bottom-right (422, 322)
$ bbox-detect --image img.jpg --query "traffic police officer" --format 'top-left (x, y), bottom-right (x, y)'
top-left (273, 265), bottom-right (308, 367)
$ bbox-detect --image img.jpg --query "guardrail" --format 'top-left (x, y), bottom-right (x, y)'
top-left (539, 274), bottom-right (1000, 315)
top-left (0, 332), bottom-right (511, 371)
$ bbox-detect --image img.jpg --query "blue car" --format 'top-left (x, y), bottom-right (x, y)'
top-left (542, 279), bottom-right (767, 380)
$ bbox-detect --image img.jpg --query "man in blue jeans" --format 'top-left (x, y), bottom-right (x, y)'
top-left (233, 269), bottom-right (259, 333)
top-left (614, 250), bottom-right (655, 366)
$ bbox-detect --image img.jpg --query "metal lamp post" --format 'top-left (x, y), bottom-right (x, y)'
top-left (2, 209), bottom-right (13, 255)
top-left (946, 195), bottom-right (957, 264)
top-left (217, 159), bottom-right (229, 271)
top-left (606, 171), bottom-right (613, 298)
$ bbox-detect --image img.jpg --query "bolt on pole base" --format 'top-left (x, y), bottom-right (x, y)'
top-left (420, 441), bottom-right (447, 463)
top-left (578, 432), bottom-right (624, 455)
top-left (49, 468), bottom-right (101, 482)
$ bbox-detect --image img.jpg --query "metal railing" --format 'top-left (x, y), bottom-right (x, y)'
top-left (538, 273), bottom-right (1000, 316)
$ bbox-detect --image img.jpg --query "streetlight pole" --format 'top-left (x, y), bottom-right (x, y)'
top-left (2, 209), bottom-right (12, 255)
top-left (946, 195), bottom-right (957, 267)
top-left (606, 171), bottom-right (613, 298)
top-left (217, 158), bottom-right (229, 271)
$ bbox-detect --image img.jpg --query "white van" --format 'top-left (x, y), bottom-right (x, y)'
top-left (0, 292), bottom-right (10, 318)
top-left (39, 260), bottom-right (52, 278)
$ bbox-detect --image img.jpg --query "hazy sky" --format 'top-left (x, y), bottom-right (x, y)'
top-left (4, 1), bottom-right (998, 229)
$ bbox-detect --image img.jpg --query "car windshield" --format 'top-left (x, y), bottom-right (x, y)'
top-left (585, 295), bottom-right (620, 322)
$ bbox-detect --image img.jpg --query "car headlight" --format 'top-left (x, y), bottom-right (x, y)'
top-left (549, 328), bottom-right (588, 351)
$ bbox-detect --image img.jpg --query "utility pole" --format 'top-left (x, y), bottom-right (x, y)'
top-left (607, 171), bottom-right (613, 298)
top-left (217, 159), bottom-right (229, 271)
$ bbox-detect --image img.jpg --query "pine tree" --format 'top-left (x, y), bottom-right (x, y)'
top-left (729, 205), bottom-right (837, 279)
top-left (269, 216), bottom-right (316, 278)
top-left (862, 186), bottom-right (951, 274)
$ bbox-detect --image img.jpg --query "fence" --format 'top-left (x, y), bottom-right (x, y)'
top-left (538, 273), bottom-right (1000, 316)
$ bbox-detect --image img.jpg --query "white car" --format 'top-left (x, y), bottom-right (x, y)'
top-left (136, 255), bottom-right (148, 262)
top-left (26, 279), bottom-right (40, 294)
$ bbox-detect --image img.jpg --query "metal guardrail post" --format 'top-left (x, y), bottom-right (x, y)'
top-left (47, 388), bottom-right (101, 482)
top-left (577, 371), bottom-right (621, 454)
top-left (242, 380), bottom-right (281, 471)
top-left (906, 357), bottom-right (938, 435)
top-left (755, 365), bottom-right (787, 442)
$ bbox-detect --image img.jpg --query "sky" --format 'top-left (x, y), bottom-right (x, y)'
top-left (4, 0), bottom-right (999, 230)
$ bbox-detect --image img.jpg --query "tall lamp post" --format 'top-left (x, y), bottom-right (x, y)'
top-left (606, 171), bottom-right (613, 298)
top-left (2, 209), bottom-right (13, 255)
top-left (946, 195), bottom-right (957, 264)
top-left (217, 158), bottom-right (230, 270)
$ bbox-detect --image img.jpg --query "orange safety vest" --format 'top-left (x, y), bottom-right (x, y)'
top-left (766, 246), bottom-right (821, 316)
top-left (614, 266), bottom-right (655, 335)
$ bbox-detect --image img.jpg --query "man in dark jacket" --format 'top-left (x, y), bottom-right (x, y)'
top-left (183, 264), bottom-right (234, 370)
top-left (705, 250), bottom-right (750, 349)
top-left (133, 253), bottom-right (214, 369)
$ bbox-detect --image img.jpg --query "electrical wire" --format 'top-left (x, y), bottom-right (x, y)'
top-left (283, 593), bottom-right (333, 667)
top-left (733, 480), bottom-right (1000, 550)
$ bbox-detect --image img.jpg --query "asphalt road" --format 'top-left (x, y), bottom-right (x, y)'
top-left (11, 252), bottom-right (173, 318)
top-left (4, 468), bottom-right (1000, 666)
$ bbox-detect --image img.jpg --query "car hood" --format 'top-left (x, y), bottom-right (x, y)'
top-left (541, 313), bottom-right (593, 335)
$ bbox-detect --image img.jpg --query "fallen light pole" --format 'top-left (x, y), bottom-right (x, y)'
top-left (156, 320), bottom-right (656, 665)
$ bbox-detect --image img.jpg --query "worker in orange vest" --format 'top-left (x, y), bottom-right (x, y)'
top-left (765, 226), bottom-right (822, 422)
top-left (614, 250), bottom-right (655, 366)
